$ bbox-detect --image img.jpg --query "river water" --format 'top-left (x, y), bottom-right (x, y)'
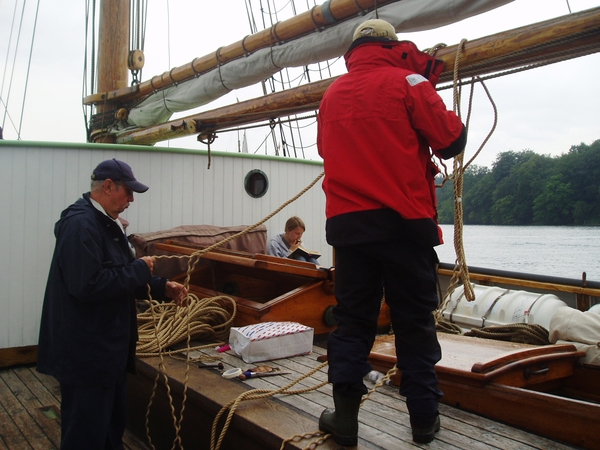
top-left (436, 225), bottom-right (600, 282)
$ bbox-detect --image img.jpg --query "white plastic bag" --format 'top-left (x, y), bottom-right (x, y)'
top-left (229, 322), bottom-right (314, 363)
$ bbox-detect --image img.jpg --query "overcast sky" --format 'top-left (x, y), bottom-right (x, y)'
top-left (1, 0), bottom-right (599, 168)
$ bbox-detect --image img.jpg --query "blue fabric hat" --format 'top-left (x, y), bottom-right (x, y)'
top-left (91, 158), bottom-right (149, 193)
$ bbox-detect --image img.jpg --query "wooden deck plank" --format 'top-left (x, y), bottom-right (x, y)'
top-left (0, 398), bottom-right (30, 450)
top-left (130, 342), bottom-right (580, 450)
top-left (29, 369), bottom-right (60, 400)
top-left (0, 366), bottom-right (149, 450)
top-left (122, 430), bottom-right (150, 450)
top-left (239, 361), bottom-right (498, 450)
top-left (14, 367), bottom-right (59, 410)
top-left (1, 368), bottom-right (60, 448)
top-left (1, 348), bottom-right (582, 450)
top-left (11, 367), bottom-right (62, 449)
top-left (225, 350), bottom-right (515, 449)
top-left (129, 354), bottom-right (342, 450)
top-left (0, 371), bottom-right (51, 450)
top-left (246, 370), bottom-right (437, 449)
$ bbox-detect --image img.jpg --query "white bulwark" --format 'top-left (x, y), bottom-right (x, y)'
top-left (0, 141), bottom-right (328, 350)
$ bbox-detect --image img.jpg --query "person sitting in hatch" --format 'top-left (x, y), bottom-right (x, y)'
top-left (267, 216), bottom-right (319, 264)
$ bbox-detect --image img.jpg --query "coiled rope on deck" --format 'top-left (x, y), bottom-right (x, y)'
top-left (465, 323), bottom-right (551, 345)
top-left (137, 294), bottom-right (236, 356)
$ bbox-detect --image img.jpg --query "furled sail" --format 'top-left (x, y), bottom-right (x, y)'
top-left (124, 0), bottom-right (514, 129)
top-left (114, 6), bottom-right (600, 146)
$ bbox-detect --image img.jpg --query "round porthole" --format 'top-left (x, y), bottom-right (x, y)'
top-left (244, 169), bottom-right (269, 198)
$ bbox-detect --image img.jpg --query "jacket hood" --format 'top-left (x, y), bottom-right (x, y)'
top-left (344, 39), bottom-right (444, 87)
top-left (54, 193), bottom-right (94, 237)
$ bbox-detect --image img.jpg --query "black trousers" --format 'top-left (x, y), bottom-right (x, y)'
top-left (59, 375), bottom-right (127, 450)
top-left (328, 239), bottom-right (443, 418)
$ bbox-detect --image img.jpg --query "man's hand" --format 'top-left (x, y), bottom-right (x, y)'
top-left (140, 256), bottom-right (155, 273)
top-left (165, 281), bottom-right (188, 307)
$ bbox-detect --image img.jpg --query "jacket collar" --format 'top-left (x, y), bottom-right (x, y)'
top-left (344, 40), bottom-right (444, 86)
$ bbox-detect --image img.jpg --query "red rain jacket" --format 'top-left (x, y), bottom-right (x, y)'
top-left (318, 39), bottom-right (466, 246)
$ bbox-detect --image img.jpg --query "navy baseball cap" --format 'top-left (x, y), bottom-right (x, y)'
top-left (91, 158), bottom-right (149, 193)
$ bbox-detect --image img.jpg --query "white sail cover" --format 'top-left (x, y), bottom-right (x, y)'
top-left (128, 0), bottom-right (514, 128)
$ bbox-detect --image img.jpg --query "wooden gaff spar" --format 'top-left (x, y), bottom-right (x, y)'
top-left (84, 0), bottom-right (404, 106)
top-left (89, 0), bottom-right (516, 135)
top-left (115, 6), bottom-right (600, 146)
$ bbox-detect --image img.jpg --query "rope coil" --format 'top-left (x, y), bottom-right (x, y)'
top-left (137, 294), bottom-right (236, 356)
top-left (465, 323), bottom-right (551, 346)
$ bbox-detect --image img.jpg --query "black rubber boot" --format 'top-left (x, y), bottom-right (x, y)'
top-left (411, 414), bottom-right (440, 444)
top-left (319, 391), bottom-right (362, 446)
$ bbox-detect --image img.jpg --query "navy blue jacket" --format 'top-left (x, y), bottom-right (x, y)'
top-left (37, 193), bottom-right (167, 387)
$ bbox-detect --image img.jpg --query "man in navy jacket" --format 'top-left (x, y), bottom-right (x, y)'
top-left (37, 158), bottom-right (187, 449)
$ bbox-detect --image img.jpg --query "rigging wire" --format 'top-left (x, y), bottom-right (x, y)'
top-left (1, 0), bottom-right (31, 138)
top-left (16, 0), bottom-right (41, 139)
top-left (0, 0), bottom-right (20, 135)
top-left (159, 0), bottom-right (173, 149)
top-left (244, 0), bottom-right (323, 159)
top-left (82, 0), bottom-right (97, 140)
top-left (245, 0), bottom-right (259, 34)
top-left (129, 0), bottom-right (148, 83)
top-left (166, 1), bottom-right (171, 71)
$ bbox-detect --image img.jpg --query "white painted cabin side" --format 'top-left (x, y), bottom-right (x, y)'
top-left (0, 141), bottom-right (329, 350)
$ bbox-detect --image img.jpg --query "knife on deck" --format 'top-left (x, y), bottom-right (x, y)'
top-left (239, 370), bottom-right (292, 380)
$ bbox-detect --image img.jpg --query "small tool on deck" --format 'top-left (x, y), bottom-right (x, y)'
top-left (237, 365), bottom-right (291, 380)
top-left (239, 370), bottom-right (292, 380)
top-left (197, 361), bottom-right (224, 370)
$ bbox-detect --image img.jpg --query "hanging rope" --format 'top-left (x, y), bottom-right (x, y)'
top-left (138, 169), bottom-right (325, 449)
top-left (427, 39), bottom-right (502, 330)
top-left (209, 362), bottom-right (400, 450)
top-left (449, 38), bottom-right (475, 304)
top-left (143, 282), bottom-right (187, 450)
top-left (210, 362), bottom-right (329, 450)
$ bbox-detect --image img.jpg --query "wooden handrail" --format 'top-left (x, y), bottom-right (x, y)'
top-left (154, 242), bottom-right (329, 279)
top-left (471, 343), bottom-right (578, 373)
top-left (438, 267), bottom-right (600, 297)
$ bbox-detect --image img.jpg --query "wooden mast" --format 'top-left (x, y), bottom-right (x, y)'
top-left (115, 6), bottom-right (600, 146)
top-left (92, 0), bottom-right (130, 143)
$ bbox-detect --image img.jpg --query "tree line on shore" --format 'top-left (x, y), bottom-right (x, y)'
top-left (436, 139), bottom-right (600, 225)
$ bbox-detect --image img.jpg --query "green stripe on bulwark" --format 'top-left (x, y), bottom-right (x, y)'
top-left (0, 139), bottom-right (324, 166)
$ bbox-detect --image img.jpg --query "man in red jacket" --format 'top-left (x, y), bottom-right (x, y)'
top-left (317, 19), bottom-right (466, 445)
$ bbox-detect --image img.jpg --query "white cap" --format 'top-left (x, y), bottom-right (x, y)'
top-left (352, 19), bottom-right (398, 42)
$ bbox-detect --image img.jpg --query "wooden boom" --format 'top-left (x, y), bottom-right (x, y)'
top-left (83, 0), bottom-right (401, 106)
top-left (116, 6), bottom-right (600, 146)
